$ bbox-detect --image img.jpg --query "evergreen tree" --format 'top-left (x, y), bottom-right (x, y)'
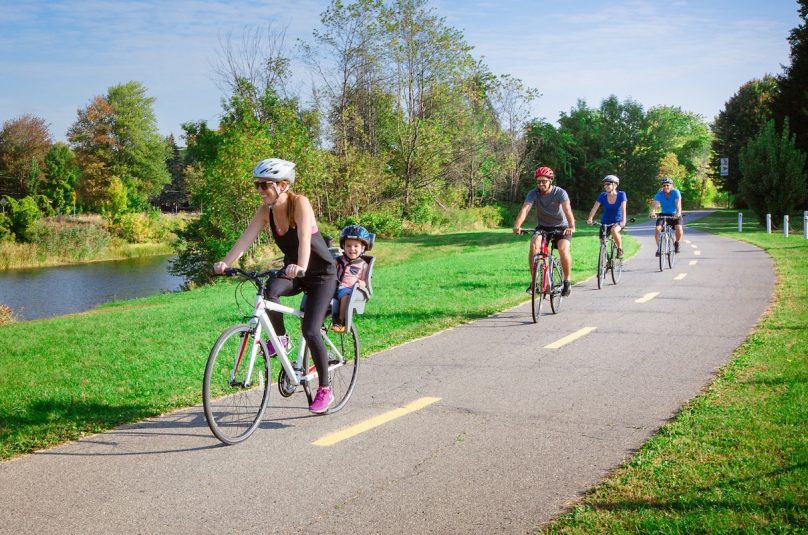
top-left (739, 119), bottom-right (807, 224)
top-left (711, 76), bottom-right (778, 203)
top-left (773, 0), bottom-right (808, 170)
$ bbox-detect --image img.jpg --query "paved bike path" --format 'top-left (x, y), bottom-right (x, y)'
top-left (0, 211), bottom-right (775, 534)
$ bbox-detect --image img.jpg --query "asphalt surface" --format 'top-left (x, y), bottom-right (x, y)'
top-left (0, 211), bottom-right (776, 534)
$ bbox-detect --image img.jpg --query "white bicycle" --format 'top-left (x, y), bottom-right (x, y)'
top-left (202, 268), bottom-right (360, 445)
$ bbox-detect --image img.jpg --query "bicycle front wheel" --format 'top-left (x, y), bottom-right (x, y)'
top-left (303, 324), bottom-right (360, 413)
top-left (531, 256), bottom-right (543, 323)
top-left (610, 242), bottom-right (623, 284)
top-left (550, 258), bottom-right (564, 314)
top-left (658, 237), bottom-right (664, 271)
top-left (596, 243), bottom-right (607, 289)
top-left (203, 324), bottom-right (270, 445)
top-left (667, 233), bottom-right (676, 269)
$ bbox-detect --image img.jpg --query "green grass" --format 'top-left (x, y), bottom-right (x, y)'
top-left (541, 209), bottom-right (808, 534)
top-left (0, 222), bottom-right (637, 460)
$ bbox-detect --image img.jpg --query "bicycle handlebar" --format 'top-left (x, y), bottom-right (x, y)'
top-left (220, 267), bottom-right (306, 280)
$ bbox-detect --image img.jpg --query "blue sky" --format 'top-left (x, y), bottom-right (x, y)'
top-left (0, 0), bottom-right (800, 143)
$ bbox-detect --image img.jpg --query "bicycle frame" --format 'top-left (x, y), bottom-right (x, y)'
top-left (232, 282), bottom-right (345, 393)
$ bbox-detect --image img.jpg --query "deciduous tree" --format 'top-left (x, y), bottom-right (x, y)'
top-left (0, 114), bottom-right (53, 197)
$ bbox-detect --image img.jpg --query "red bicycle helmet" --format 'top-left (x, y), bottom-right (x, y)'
top-left (534, 166), bottom-right (555, 179)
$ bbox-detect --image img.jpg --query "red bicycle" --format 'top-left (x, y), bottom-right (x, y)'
top-left (520, 228), bottom-right (565, 323)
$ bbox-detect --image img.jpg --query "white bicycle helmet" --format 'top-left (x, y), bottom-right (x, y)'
top-left (602, 174), bottom-right (620, 185)
top-left (253, 158), bottom-right (296, 184)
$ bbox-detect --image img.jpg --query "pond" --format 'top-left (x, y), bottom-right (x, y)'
top-left (0, 255), bottom-right (185, 321)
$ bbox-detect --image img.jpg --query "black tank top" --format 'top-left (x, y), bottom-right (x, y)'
top-left (269, 208), bottom-right (336, 280)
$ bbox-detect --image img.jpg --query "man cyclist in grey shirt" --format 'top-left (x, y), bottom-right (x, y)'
top-left (512, 165), bottom-right (576, 296)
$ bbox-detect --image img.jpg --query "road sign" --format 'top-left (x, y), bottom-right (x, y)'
top-left (720, 157), bottom-right (729, 177)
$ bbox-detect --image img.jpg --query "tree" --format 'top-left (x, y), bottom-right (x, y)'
top-left (739, 119), bottom-right (807, 224)
top-left (380, 0), bottom-right (477, 216)
top-left (710, 76), bottom-right (778, 202)
top-left (772, 0), bottom-right (808, 171)
top-left (648, 106), bottom-right (713, 208)
top-left (172, 86), bottom-right (320, 285)
top-left (489, 74), bottom-right (540, 204)
top-left (0, 114), bottom-right (53, 197)
top-left (41, 143), bottom-right (80, 213)
top-left (157, 135), bottom-right (190, 211)
top-left (67, 82), bottom-right (170, 215)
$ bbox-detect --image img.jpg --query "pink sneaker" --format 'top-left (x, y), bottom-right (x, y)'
top-left (265, 334), bottom-right (291, 356)
top-left (309, 386), bottom-right (334, 414)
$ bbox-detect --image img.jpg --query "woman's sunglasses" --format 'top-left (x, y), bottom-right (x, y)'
top-left (254, 181), bottom-right (273, 191)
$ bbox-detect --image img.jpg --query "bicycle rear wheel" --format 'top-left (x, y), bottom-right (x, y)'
top-left (203, 324), bottom-right (270, 445)
top-left (610, 241), bottom-right (623, 284)
top-left (531, 256), bottom-right (543, 323)
top-left (550, 258), bottom-right (564, 314)
top-left (596, 242), bottom-right (607, 289)
top-left (303, 324), bottom-right (360, 413)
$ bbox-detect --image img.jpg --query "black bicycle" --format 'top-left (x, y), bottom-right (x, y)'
top-left (595, 223), bottom-right (623, 288)
top-left (655, 215), bottom-right (678, 271)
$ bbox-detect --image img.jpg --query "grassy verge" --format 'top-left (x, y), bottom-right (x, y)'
top-left (541, 209), bottom-right (807, 533)
top-left (0, 223), bottom-right (638, 460)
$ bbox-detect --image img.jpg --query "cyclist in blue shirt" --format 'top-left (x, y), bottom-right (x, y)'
top-left (586, 175), bottom-right (628, 258)
top-left (649, 177), bottom-right (683, 255)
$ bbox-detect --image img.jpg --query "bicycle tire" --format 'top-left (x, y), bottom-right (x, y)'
top-left (303, 324), bottom-right (360, 413)
top-left (531, 255), bottom-right (543, 323)
top-left (550, 257), bottom-right (564, 314)
top-left (610, 241), bottom-right (623, 284)
top-left (658, 233), bottom-right (664, 271)
top-left (667, 230), bottom-right (676, 269)
top-left (596, 242), bottom-right (607, 289)
top-left (203, 324), bottom-right (270, 445)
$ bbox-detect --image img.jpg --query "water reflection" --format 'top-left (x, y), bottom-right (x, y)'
top-left (0, 256), bottom-right (185, 321)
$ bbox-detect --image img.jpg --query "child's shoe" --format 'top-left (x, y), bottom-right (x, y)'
top-left (331, 323), bottom-right (346, 333)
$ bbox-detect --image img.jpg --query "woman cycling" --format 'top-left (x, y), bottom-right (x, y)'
top-left (213, 158), bottom-right (338, 414)
top-left (586, 175), bottom-right (627, 258)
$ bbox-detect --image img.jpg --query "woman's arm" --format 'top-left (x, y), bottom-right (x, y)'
top-left (620, 200), bottom-right (627, 227)
top-left (586, 201), bottom-right (601, 224)
top-left (288, 195), bottom-right (315, 277)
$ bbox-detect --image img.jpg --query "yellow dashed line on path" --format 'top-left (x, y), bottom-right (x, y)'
top-left (312, 397), bottom-right (441, 446)
top-left (544, 327), bottom-right (597, 349)
top-left (689, 260), bottom-right (698, 266)
top-left (691, 244), bottom-right (698, 249)
top-left (674, 273), bottom-right (687, 280)
top-left (694, 250), bottom-right (702, 256)
top-left (635, 292), bottom-right (660, 303)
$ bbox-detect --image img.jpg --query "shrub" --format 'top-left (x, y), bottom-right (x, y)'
top-left (29, 217), bottom-right (112, 261)
top-left (0, 304), bottom-right (16, 326)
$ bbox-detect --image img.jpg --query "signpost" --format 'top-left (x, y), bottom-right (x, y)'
top-left (720, 157), bottom-right (729, 177)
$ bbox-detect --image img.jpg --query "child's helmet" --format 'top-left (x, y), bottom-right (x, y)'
top-left (253, 158), bottom-right (296, 184)
top-left (339, 224), bottom-right (375, 251)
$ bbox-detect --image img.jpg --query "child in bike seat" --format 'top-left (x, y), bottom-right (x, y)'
top-left (332, 224), bottom-right (374, 333)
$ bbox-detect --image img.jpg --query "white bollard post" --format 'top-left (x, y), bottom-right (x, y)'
top-left (766, 213), bottom-right (771, 234)
top-left (738, 212), bottom-right (743, 232)
top-left (784, 215), bottom-right (789, 238)
top-left (804, 213), bottom-right (808, 239)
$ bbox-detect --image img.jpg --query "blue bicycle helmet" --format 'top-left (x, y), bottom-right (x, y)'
top-left (339, 224), bottom-right (375, 251)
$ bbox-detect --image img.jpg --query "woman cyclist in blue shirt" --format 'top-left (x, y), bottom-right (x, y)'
top-left (586, 175), bottom-right (627, 258)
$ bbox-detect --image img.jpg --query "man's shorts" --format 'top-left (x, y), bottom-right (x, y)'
top-left (535, 225), bottom-right (569, 248)
top-left (656, 214), bottom-right (682, 227)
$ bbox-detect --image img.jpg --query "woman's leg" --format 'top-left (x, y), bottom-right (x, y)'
top-left (265, 277), bottom-right (298, 335)
top-left (301, 277), bottom-right (339, 387)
